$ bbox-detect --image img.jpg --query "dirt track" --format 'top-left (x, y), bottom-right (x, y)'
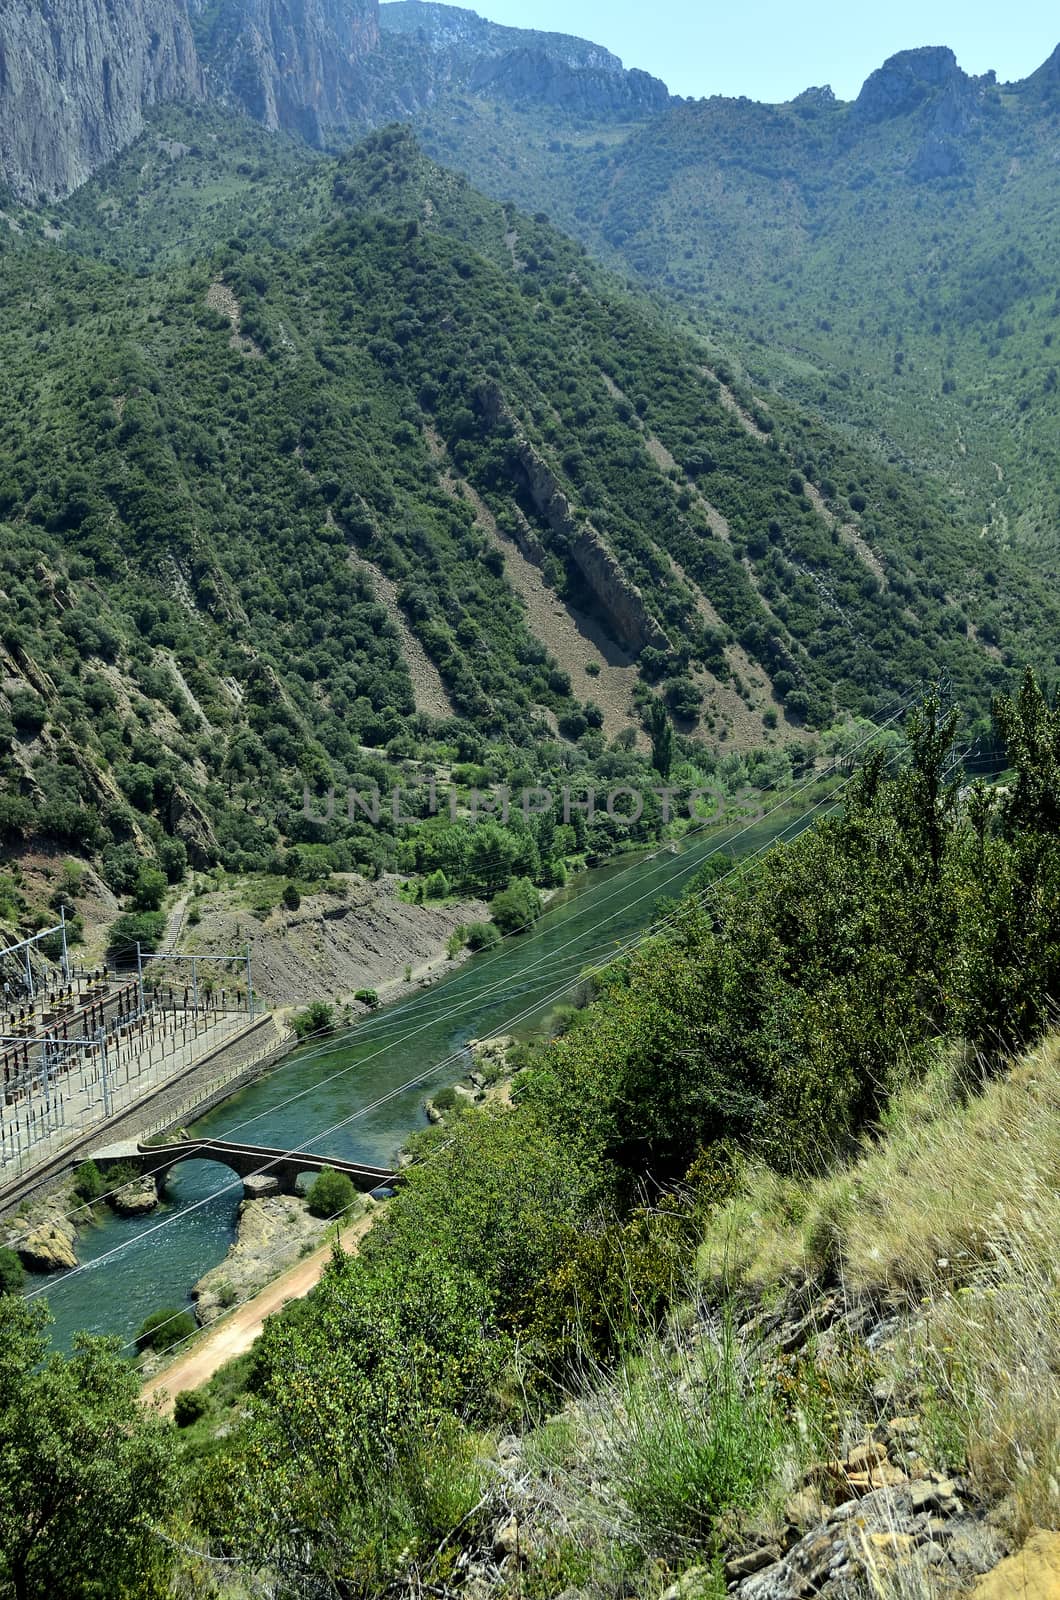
top-left (141, 1210), bottom-right (377, 1413)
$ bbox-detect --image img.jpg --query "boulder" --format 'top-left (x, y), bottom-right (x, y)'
top-left (18, 1224), bottom-right (77, 1273)
top-left (110, 1176), bottom-right (159, 1216)
top-left (494, 1518), bottom-right (527, 1562)
top-left (725, 1546), bottom-right (782, 1581)
top-left (973, 1532), bottom-right (1060, 1600)
top-left (784, 1487), bottom-right (825, 1529)
top-left (845, 1439), bottom-right (888, 1471)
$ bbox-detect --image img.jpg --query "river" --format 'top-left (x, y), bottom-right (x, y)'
top-left (39, 802), bottom-right (822, 1351)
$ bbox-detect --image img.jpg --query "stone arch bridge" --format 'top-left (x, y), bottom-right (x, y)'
top-left (91, 1137), bottom-right (399, 1199)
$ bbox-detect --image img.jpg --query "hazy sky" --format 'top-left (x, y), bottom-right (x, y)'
top-left (443, 1), bottom-right (1059, 102)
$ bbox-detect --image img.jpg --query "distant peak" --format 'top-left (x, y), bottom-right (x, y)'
top-left (791, 85), bottom-right (836, 108)
top-left (1020, 40), bottom-right (1060, 96)
top-left (854, 44), bottom-right (965, 123)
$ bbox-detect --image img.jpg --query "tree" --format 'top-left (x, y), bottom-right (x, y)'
top-left (132, 863), bottom-right (167, 911)
top-left (136, 1306), bottom-right (196, 1355)
top-left (0, 1298), bottom-right (174, 1600)
top-left (0, 1250), bottom-right (22, 1297)
top-left (107, 911), bottom-right (166, 962)
top-left (490, 877), bottom-right (542, 935)
top-left (292, 1000), bottom-right (334, 1039)
top-left (306, 1166), bottom-right (357, 1219)
top-left (647, 698), bottom-right (674, 780)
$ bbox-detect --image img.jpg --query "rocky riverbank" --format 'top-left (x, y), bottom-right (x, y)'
top-left (191, 1190), bottom-right (363, 1326)
top-left (0, 1163), bottom-right (161, 1275)
top-left (177, 872), bottom-right (489, 1011)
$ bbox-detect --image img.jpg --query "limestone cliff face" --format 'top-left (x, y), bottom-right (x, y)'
top-left (195, 0), bottom-right (380, 142)
top-left (469, 50), bottom-right (669, 117)
top-left (0, 0), bottom-right (202, 201)
top-left (380, 1), bottom-right (669, 118)
top-left (475, 382), bottom-right (669, 656)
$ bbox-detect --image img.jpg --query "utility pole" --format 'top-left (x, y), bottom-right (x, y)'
top-left (246, 944), bottom-right (254, 1019)
top-left (99, 1028), bottom-right (111, 1119)
top-left (60, 907), bottom-right (70, 984)
top-left (136, 942), bottom-right (145, 1017)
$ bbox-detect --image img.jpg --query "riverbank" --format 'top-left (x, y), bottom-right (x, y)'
top-left (179, 872), bottom-right (489, 1010)
top-left (142, 1208), bottom-right (379, 1412)
top-left (44, 804), bottom-right (821, 1351)
top-left (146, 1037), bottom-right (525, 1405)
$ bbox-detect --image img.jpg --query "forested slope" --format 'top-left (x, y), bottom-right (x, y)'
top-left (1, 118), bottom-right (1055, 943)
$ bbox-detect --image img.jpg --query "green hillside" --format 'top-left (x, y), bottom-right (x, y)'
top-left (382, 41), bottom-right (1060, 557)
top-left (1, 116), bottom-right (1056, 935)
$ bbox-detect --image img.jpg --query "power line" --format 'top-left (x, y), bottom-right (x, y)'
top-left (31, 695), bottom-right (919, 1236)
top-left (27, 722), bottom-right (910, 1306)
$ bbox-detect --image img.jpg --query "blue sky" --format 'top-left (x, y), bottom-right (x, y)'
top-left (443, 1), bottom-right (1059, 102)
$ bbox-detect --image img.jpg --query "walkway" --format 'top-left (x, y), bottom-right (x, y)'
top-left (94, 1137), bottom-right (398, 1195)
top-left (142, 1211), bottom-right (377, 1412)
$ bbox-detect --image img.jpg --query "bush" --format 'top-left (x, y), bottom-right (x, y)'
top-left (107, 911), bottom-right (166, 962)
top-left (173, 1390), bottom-right (207, 1428)
top-left (0, 1247), bottom-right (24, 1296)
top-left (136, 1306), bottom-right (196, 1355)
top-left (282, 882), bottom-right (301, 911)
top-left (466, 921), bottom-right (501, 951)
top-left (490, 878), bottom-right (543, 936)
top-left (157, 837), bottom-right (188, 885)
top-left (8, 689), bottom-right (46, 735)
top-left (73, 1160), bottom-right (104, 1203)
top-left (292, 1000), bottom-right (334, 1040)
top-left (306, 1166), bottom-right (357, 1220)
top-left (354, 989), bottom-right (380, 1009)
top-left (132, 864), bottom-right (167, 912)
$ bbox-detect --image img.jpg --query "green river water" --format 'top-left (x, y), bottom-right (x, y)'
top-left (38, 803), bottom-right (820, 1351)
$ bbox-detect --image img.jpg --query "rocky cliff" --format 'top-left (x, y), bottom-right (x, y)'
top-left (193, 0), bottom-right (381, 141)
top-left (379, 1), bottom-right (669, 117)
top-left (475, 382), bottom-right (669, 656)
top-left (469, 49), bottom-right (669, 116)
top-left (0, 0), bottom-right (201, 201)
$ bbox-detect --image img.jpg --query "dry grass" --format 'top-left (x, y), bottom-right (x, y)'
top-left (699, 1032), bottom-right (1060, 1544)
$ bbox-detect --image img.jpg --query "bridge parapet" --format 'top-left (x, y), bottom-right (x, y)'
top-left (91, 1138), bottom-right (398, 1200)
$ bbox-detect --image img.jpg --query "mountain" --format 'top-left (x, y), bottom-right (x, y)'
top-left (377, 2), bottom-right (669, 116)
top-left (188, 0), bottom-right (380, 140)
top-left (0, 0), bottom-right (202, 201)
top-left (0, 0), bottom-right (666, 203)
top-left (396, 31), bottom-right (1060, 553)
top-left (4, 117), bottom-right (1054, 915)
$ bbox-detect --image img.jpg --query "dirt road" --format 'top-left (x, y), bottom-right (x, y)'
top-left (141, 1211), bottom-right (377, 1413)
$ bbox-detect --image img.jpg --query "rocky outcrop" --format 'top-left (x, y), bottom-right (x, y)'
top-left (194, 0), bottom-right (380, 142)
top-left (16, 1220), bottom-right (78, 1273)
top-left (379, 2), bottom-right (669, 118)
top-left (109, 1176), bottom-right (159, 1216)
top-left (973, 1532), bottom-right (1060, 1600)
top-left (1021, 42), bottom-right (1060, 102)
top-left (0, 0), bottom-right (202, 201)
top-left (474, 381), bottom-right (669, 656)
top-left (192, 1193), bottom-right (332, 1324)
top-left (469, 50), bottom-right (668, 117)
top-left (381, 2), bottom-right (627, 74)
top-left (853, 46), bottom-right (965, 124)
